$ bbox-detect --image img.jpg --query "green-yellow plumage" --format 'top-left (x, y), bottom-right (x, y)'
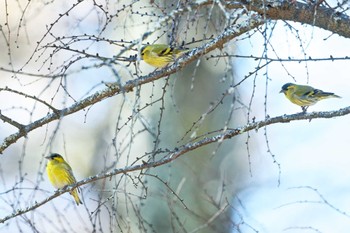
top-left (280, 83), bottom-right (340, 112)
top-left (140, 44), bottom-right (188, 68)
top-left (45, 153), bottom-right (82, 205)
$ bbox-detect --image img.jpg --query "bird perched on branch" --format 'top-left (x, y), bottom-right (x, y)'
top-left (45, 153), bottom-right (83, 205)
top-left (140, 44), bottom-right (188, 68)
top-left (279, 83), bottom-right (341, 112)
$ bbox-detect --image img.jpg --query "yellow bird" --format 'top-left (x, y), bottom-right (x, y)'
top-left (45, 153), bottom-right (82, 205)
top-left (280, 83), bottom-right (341, 112)
top-left (140, 44), bottom-right (188, 68)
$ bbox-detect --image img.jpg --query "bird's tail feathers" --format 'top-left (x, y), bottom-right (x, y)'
top-left (70, 189), bottom-right (83, 205)
top-left (314, 90), bottom-right (341, 98)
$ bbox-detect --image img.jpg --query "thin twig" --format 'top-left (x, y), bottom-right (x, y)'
top-left (0, 16), bottom-right (264, 154)
top-left (1, 108), bottom-right (350, 223)
top-left (0, 111), bottom-right (24, 129)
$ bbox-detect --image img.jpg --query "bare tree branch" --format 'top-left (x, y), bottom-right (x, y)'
top-left (1, 107), bottom-right (350, 223)
top-left (224, 0), bottom-right (350, 38)
top-left (0, 16), bottom-right (264, 154)
top-left (0, 87), bottom-right (59, 114)
top-left (0, 111), bottom-right (24, 130)
top-left (2, 1), bottom-right (350, 230)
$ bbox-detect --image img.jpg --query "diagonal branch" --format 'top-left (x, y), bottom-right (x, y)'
top-left (0, 16), bottom-right (264, 154)
top-left (1, 107), bottom-right (350, 223)
top-left (0, 111), bottom-right (24, 130)
top-left (225, 0), bottom-right (350, 38)
top-left (0, 87), bottom-right (59, 114)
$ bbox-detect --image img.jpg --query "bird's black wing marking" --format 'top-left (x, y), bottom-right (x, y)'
top-left (313, 89), bottom-right (334, 96)
top-left (160, 48), bottom-right (173, 56)
top-left (302, 90), bottom-right (314, 97)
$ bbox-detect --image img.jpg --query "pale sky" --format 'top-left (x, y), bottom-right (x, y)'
top-left (233, 21), bottom-right (350, 232)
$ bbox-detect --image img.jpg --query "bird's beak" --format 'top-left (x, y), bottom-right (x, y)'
top-left (44, 155), bottom-right (50, 159)
top-left (279, 90), bottom-right (284, 93)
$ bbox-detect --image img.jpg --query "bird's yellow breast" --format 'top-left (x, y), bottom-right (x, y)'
top-left (46, 160), bottom-right (76, 189)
